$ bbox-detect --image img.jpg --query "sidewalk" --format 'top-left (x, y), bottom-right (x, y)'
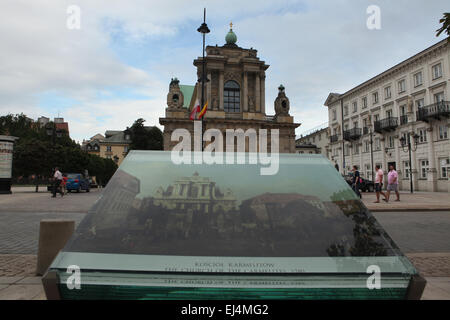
top-left (363, 191), bottom-right (450, 212)
top-left (0, 187), bottom-right (101, 213)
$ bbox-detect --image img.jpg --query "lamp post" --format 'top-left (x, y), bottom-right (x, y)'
top-left (369, 126), bottom-right (374, 182)
top-left (197, 8), bottom-right (210, 151)
top-left (340, 99), bottom-right (345, 174)
top-left (399, 132), bottom-right (419, 193)
top-left (45, 122), bottom-right (63, 193)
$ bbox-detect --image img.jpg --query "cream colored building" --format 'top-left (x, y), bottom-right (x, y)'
top-left (99, 130), bottom-right (131, 165)
top-left (83, 131), bottom-right (131, 166)
top-left (325, 38), bottom-right (450, 192)
top-left (296, 126), bottom-right (329, 156)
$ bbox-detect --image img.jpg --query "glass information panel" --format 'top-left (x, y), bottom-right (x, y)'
top-left (53, 151), bottom-right (416, 277)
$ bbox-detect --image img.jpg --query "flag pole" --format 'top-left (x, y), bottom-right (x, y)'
top-left (197, 8), bottom-right (210, 151)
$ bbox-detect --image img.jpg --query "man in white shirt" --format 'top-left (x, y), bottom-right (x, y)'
top-left (374, 165), bottom-right (386, 203)
top-left (52, 167), bottom-right (64, 198)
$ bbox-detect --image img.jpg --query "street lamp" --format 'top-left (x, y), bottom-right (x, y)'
top-left (367, 125), bottom-right (375, 182)
top-left (399, 132), bottom-right (419, 193)
top-left (197, 8), bottom-right (210, 151)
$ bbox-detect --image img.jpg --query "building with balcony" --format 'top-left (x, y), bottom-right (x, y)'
top-left (295, 126), bottom-right (329, 156)
top-left (325, 38), bottom-right (450, 192)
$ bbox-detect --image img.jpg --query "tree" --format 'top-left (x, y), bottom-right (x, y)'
top-left (436, 13), bottom-right (450, 39)
top-left (147, 126), bottom-right (164, 150)
top-left (3, 113), bottom-right (118, 184)
top-left (129, 118), bottom-right (163, 151)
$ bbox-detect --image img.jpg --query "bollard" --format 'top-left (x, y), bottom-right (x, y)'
top-left (36, 219), bottom-right (75, 276)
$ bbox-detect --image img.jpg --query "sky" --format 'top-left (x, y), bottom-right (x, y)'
top-left (0, 0), bottom-right (448, 143)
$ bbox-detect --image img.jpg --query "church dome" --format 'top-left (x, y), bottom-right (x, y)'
top-left (225, 23), bottom-right (237, 45)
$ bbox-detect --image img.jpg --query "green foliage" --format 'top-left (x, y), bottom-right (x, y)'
top-left (436, 13), bottom-right (450, 39)
top-left (129, 118), bottom-right (163, 151)
top-left (1, 113), bottom-right (117, 183)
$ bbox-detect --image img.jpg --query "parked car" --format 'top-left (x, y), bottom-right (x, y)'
top-left (66, 173), bottom-right (90, 193)
top-left (343, 173), bottom-right (374, 192)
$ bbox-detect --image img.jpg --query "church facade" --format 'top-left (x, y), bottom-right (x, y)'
top-left (159, 25), bottom-right (300, 153)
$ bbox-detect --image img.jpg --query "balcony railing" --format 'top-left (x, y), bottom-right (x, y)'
top-left (400, 115), bottom-right (408, 125)
top-left (330, 134), bottom-right (339, 143)
top-left (374, 117), bottom-right (398, 133)
top-left (343, 128), bottom-right (362, 141)
top-left (416, 101), bottom-right (450, 122)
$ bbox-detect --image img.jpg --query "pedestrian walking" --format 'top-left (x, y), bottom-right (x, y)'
top-left (61, 173), bottom-right (68, 195)
top-left (385, 164), bottom-right (400, 202)
top-left (374, 165), bottom-right (387, 203)
top-left (52, 167), bottom-right (64, 198)
top-left (351, 165), bottom-right (361, 199)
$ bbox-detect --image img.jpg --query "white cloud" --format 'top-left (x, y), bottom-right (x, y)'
top-left (0, 0), bottom-right (448, 141)
top-left (64, 97), bottom-right (165, 143)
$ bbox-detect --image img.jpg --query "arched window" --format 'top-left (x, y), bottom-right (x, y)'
top-left (224, 80), bottom-right (240, 112)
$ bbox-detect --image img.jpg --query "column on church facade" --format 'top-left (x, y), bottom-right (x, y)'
top-left (207, 71), bottom-right (212, 110)
top-left (243, 71), bottom-right (248, 112)
top-left (255, 73), bottom-right (261, 112)
top-left (261, 73), bottom-right (266, 114)
top-left (219, 71), bottom-right (224, 110)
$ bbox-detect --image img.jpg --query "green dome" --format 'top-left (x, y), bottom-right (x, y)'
top-left (225, 28), bottom-right (237, 45)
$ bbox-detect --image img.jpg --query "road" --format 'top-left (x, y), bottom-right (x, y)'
top-left (373, 211), bottom-right (450, 253)
top-left (0, 208), bottom-right (449, 255)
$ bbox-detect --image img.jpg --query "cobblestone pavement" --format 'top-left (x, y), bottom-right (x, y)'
top-left (406, 253), bottom-right (450, 277)
top-left (0, 255), bottom-right (36, 277)
top-left (0, 211), bottom-right (85, 254)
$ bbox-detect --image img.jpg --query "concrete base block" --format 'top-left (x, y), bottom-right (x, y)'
top-left (35, 220), bottom-right (75, 276)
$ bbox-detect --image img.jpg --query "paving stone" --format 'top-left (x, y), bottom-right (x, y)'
top-left (422, 277), bottom-right (450, 300)
top-left (31, 290), bottom-right (47, 300)
top-left (0, 211), bottom-right (85, 254)
top-left (0, 276), bottom-right (23, 284)
top-left (406, 253), bottom-right (450, 277)
top-left (0, 284), bottom-right (44, 300)
top-left (17, 276), bottom-right (42, 284)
